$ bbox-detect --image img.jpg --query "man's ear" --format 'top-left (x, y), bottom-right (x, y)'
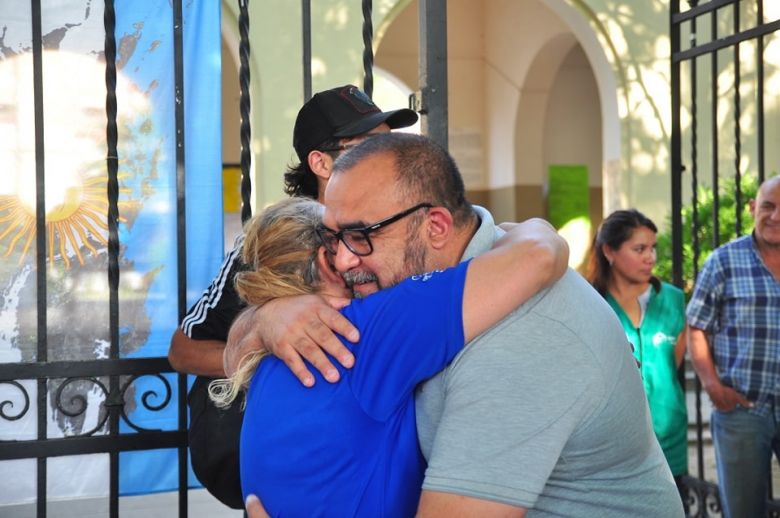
top-left (426, 207), bottom-right (454, 250)
top-left (308, 150), bottom-right (333, 182)
top-left (748, 198), bottom-right (757, 218)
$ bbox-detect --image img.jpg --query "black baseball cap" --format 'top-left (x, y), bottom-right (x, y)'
top-left (293, 84), bottom-right (418, 162)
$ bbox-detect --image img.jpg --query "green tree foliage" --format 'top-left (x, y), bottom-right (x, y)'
top-left (655, 175), bottom-right (758, 294)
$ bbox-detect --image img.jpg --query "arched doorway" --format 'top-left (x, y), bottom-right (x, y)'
top-left (515, 35), bottom-right (602, 268)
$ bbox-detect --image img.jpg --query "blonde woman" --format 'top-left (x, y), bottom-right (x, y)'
top-left (212, 197), bottom-right (568, 517)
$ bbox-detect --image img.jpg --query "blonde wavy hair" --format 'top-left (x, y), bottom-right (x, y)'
top-left (208, 197), bottom-right (325, 408)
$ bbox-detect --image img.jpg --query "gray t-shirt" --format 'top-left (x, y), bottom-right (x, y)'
top-left (415, 207), bottom-right (683, 517)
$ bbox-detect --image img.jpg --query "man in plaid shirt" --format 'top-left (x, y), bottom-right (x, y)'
top-left (687, 176), bottom-right (780, 518)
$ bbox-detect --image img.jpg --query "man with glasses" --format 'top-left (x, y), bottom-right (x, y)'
top-left (166, 86), bottom-right (416, 509)
top-left (168, 85), bottom-right (417, 377)
top-left (230, 133), bottom-right (684, 516)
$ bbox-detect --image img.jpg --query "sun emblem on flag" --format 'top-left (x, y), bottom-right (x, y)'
top-left (0, 51), bottom-right (147, 269)
top-left (0, 170), bottom-right (132, 268)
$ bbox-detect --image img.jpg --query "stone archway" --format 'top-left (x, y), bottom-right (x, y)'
top-left (514, 35), bottom-right (602, 268)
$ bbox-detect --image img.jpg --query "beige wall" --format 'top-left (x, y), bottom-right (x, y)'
top-left (376, 0), bottom-right (604, 233)
top-left (219, 0), bottom-right (623, 223)
top-left (220, 0), bottom-right (779, 235)
top-left (221, 0), bottom-right (393, 209)
top-left (544, 44), bottom-right (603, 231)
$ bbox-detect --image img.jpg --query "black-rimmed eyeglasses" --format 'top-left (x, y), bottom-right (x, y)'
top-left (316, 203), bottom-right (433, 257)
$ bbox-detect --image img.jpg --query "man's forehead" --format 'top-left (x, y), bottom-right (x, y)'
top-left (756, 189), bottom-right (778, 210)
top-left (758, 178), bottom-right (780, 199)
top-left (323, 153), bottom-right (398, 225)
top-left (322, 189), bottom-right (383, 228)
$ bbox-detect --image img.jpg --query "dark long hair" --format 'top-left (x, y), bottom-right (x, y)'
top-left (283, 137), bottom-right (341, 199)
top-left (586, 209), bottom-right (659, 296)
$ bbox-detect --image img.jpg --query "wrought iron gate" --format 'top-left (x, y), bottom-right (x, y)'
top-left (0, 1), bottom-right (448, 516)
top-left (0, 1), bottom-right (192, 516)
top-left (671, 1), bottom-right (780, 516)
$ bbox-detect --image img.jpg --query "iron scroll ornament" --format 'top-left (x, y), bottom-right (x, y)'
top-left (0, 373), bottom-right (175, 436)
top-left (0, 380), bottom-right (31, 421)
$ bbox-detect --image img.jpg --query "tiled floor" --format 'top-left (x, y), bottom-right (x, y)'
top-left (2, 389), bottom-right (777, 516)
top-left (0, 489), bottom-right (243, 518)
top-left (2, 459), bottom-right (778, 517)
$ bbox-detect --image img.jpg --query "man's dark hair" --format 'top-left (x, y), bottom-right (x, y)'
top-left (333, 133), bottom-right (474, 227)
top-left (282, 137), bottom-right (341, 198)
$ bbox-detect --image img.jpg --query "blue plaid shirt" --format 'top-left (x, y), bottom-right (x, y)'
top-left (686, 234), bottom-right (780, 420)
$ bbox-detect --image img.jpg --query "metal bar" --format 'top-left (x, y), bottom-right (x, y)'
top-left (689, 8), bottom-right (706, 482)
top-left (173, 0), bottom-right (187, 342)
top-left (110, 439), bottom-right (119, 518)
top-left (418, 0), bottom-right (448, 150)
top-left (733, 3), bottom-right (742, 234)
top-left (302, 0), bottom-right (312, 101)
top-left (31, 0), bottom-right (46, 361)
top-left (103, 1), bottom-right (119, 363)
top-left (361, 0), bottom-right (374, 98)
top-left (672, 19), bottom-right (780, 62)
top-left (171, 0), bottom-right (188, 514)
top-left (670, 0), bottom-right (683, 289)
top-left (711, 10), bottom-right (720, 249)
top-left (103, 0), bottom-right (121, 512)
top-left (103, 4), bottom-right (121, 513)
top-left (690, 32), bottom-right (699, 291)
top-left (0, 431), bottom-right (188, 460)
top-left (37, 380), bottom-right (46, 518)
top-left (31, 0), bottom-right (47, 514)
top-left (0, 358), bottom-right (174, 380)
top-left (238, 0), bottom-right (252, 223)
top-left (672, 0), bottom-right (736, 24)
top-left (757, 0), bottom-right (765, 185)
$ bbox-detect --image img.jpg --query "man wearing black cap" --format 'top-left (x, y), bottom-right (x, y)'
top-left (168, 85), bottom-right (417, 377)
top-left (285, 85), bottom-right (418, 200)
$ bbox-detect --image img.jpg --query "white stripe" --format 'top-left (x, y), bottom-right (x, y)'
top-left (181, 236), bottom-right (245, 336)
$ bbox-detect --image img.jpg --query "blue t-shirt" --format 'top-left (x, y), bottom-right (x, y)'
top-left (240, 261), bottom-right (470, 517)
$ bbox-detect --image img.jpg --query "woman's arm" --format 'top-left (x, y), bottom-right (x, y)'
top-left (462, 219), bottom-right (568, 342)
top-left (673, 328), bottom-right (686, 368)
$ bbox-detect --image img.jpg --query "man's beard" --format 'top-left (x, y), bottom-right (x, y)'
top-left (395, 233), bottom-right (428, 285)
top-left (341, 234), bottom-right (428, 298)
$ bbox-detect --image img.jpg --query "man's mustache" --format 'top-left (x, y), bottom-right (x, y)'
top-left (342, 270), bottom-right (378, 287)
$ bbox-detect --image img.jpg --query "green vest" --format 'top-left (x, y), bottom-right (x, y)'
top-left (606, 282), bottom-right (688, 476)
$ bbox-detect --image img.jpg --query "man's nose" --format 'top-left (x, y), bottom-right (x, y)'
top-left (333, 241), bottom-right (361, 272)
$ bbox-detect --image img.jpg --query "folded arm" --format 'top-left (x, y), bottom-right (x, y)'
top-left (462, 218), bottom-right (568, 341)
top-left (168, 328), bottom-right (226, 377)
top-left (224, 219), bottom-right (567, 384)
top-left (417, 492), bottom-right (526, 518)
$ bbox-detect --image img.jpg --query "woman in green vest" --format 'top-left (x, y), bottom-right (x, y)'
top-left (586, 209), bottom-right (688, 491)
